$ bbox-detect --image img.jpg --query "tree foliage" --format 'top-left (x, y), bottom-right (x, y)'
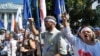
top-left (66, 0), bottom-right (96, 25)
top-left (45, 0), bottom-right (99, 32)
top-left (31, 0), bottom-right (99, 33)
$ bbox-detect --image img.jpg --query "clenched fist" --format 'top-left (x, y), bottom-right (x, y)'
top-left (62, 12), bottom-right (70, 27)
top-left (28, 18), bottom-right (34, 24)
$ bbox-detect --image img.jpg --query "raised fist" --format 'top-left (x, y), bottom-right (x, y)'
top-left (28, 18), bottom-right (34, 24)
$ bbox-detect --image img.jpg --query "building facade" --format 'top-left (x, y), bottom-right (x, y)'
top-left (0, 2), bottom-right (23, 30)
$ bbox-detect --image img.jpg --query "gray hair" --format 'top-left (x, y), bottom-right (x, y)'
top-left (6, 31), bottom-right (18, 39)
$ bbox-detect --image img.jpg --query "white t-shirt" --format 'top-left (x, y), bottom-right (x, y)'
top-left (1, 39), bottom-right (17, 56)
top-left (62, 26), bottom-right (100, 56)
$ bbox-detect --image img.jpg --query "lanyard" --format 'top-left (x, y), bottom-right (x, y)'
top-left (46, 37), bottom-right (54, 51)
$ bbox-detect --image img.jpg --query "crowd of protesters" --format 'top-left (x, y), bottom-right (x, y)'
top-left (0, 13), bottom-right (100, 56)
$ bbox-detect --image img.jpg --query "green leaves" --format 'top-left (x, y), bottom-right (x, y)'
top-left (30, 0), bottom-right (99, 32)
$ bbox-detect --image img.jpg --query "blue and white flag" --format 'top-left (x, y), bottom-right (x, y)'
top-left (33, 0), bottom-right (41, 31)
top-left (54, 0), bottom-right (66, 24)
top-left (23, 0), bottom-right (32, 28)
top-left (16, 7), bottom-right (23, 29)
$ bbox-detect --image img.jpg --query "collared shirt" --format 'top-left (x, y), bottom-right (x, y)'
top-left (41, 28), bottom-right (68, 56)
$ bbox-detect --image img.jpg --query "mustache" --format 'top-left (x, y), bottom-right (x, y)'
top-left (46, 27), bottom-right (51, 30)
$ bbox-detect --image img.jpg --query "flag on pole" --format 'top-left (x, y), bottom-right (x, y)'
top-left (33, 0), bottom-right (41, 31)
top-left (33, 1), bottom-right (42, 56)
top-left (54, 0), bottom-right (66, 23)
top-left (16, 7), bottom-right (23, 30)
top-left (23, 0), bottom-right (32, 28)
top-left (40, 0), bottom-right (46, 32)
top-left (54, 0), bottom-right (69, 29)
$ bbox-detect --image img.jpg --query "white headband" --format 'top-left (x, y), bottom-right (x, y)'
top-left (81, 27), bottom-right (92, 33)
top-left (45, 19), bottom-right (56, 25)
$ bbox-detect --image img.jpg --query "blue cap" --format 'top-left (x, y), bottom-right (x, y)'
top-left (94, 27), bottom-right (100, 31)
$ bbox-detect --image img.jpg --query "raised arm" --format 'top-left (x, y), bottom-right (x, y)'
top-left (28, 18), bottom-right (39, 36)
top-left (61, 13), bottom-right (76, 45)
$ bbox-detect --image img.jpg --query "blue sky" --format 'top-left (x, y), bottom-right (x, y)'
top-left (0, 0), bottom-right (98, 9)
top-left (0, 0), bottom-right (23, 4)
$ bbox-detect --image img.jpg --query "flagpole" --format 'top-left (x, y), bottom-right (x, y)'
top-left (35, 0), bottom-right (42, 56)
top-left (39, 0), bottom-right (47, 55)
top-left (23, 0), bottom-right (32, 49)
top-left (32, 0), bottom-right (43, 56)
top-left (54, 0), bottom-right (67, 30)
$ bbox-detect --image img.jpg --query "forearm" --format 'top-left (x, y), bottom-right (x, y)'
top-left (61, 13), bottom-right (76, 45)
top-left (29, 20), bottom-right (39, 36)
top-left (30, 24), bottom-right (39, 36)
top-left (29, 18), bottom-right (39, 36)
top-left (62, 26), bottom-right (75, 45)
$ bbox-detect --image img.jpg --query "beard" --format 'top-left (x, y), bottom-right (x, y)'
top-left (46, 27), bottom-right (51, 31)
top-left (45, 26), bottom-right (52, 31)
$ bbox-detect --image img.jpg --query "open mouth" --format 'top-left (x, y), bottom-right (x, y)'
top-left (84, 34), bottom-right (90, 40)
top-left (84, 35), bottom-right (88, 37)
